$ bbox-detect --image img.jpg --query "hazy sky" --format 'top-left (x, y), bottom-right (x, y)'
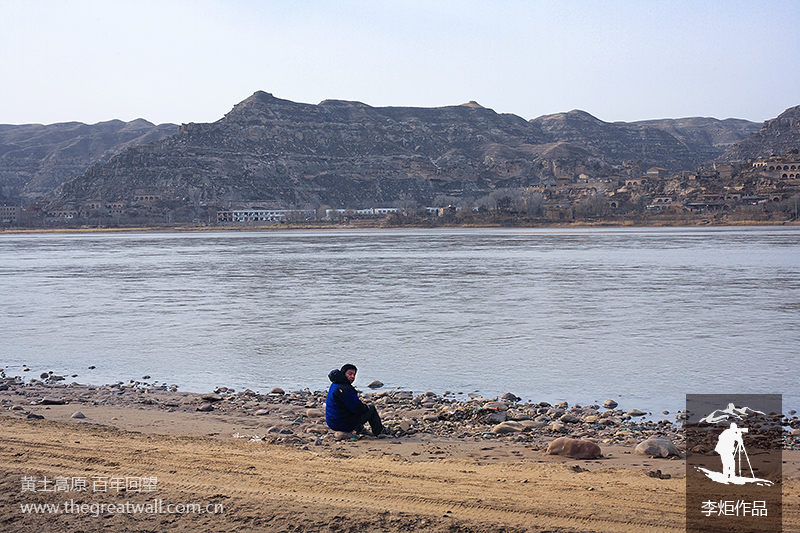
top-left (2, 0), bottom-right (798, 126)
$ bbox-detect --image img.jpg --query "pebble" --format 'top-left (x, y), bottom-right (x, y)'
top-left (10, 375), bottom-right (773, 453)
top-left (333, 431), bottom-right (355, 441)
top-left (201, 394), bottom-right (223, 402)
top-left (507, 410), bottom-right (530, 421)
top-left (482, 411), bottom-right (507, 424)
top-left (634, 438), bottom-right (681, 458)
top-left (71, 411), bottom-right (85, 419)
top-left (491, 421), bottom-right (524, 434)
top-left (40, 397), bottom-right (66, 405)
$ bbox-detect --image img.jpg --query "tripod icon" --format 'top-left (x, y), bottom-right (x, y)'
top-left (699, 421), bottom-right (772, 486)
top-left (717, 422), bottom-right (749, 481)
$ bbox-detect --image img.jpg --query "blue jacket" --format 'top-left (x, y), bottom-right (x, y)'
top-left (325, 369), bottom-right (369, 432)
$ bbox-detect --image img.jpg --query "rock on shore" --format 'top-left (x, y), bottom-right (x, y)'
top-left (3, 375), bottom-right (799, 455)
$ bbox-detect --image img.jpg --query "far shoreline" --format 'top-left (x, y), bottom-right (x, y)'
top-left (2, 218), bottom-right (799, 236)
top-left (2, 367), bottom-right (686, 424)
top-left (3, 369), bottom-right (789, 427)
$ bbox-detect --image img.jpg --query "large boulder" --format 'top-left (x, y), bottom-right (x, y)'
top-left (634, 438), bottom-right (681, 458)
top-left (546, 437), bottom-right (602, 459)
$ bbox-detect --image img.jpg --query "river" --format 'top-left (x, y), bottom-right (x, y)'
top-left (2, 226), bottom-right (798, 416)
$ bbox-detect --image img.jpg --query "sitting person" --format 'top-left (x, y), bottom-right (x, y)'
top-left (325, 364), bottom-right (384, 436)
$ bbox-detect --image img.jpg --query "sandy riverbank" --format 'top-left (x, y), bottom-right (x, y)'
top-left (2, 380), bottom-right (799, 532)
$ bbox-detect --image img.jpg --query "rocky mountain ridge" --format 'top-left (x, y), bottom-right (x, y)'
top-left (718, 105), bottom-right (800, 162)
top-left (47, 91), bottom-right (765, 210)
top-left (0, 119), bottom-right (177, 203)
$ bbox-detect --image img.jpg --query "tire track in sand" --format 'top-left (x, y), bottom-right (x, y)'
top-left (0, 417), bottom-right (702, 532)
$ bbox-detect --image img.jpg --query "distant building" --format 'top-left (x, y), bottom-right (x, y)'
top-left (699, 193), bottom-right (725, 202)
top-left (133, 194), bottom-right (162, 203)
top-left (645, 167), bottom-right (668, 180)
top-left (714, 163), bottom-right (735, 180)
top-left (754, 158), bottom-right (800, 180)
top-left (218, 209), bottom-right (315, 223)
top-left (0, 205), bottom-right (21, 223)
top-left (47, 209), bottom-right (79, 219)
top-left (105, 202), bottom-right (126, 216)
top-left (545, 204), bottom-right (572, 220)
top-left (323, 207), bottom-right (398, 219)
top-left (645, 197), bottom-right (675, 211)
top-left (683, 201), bottom-right (725, 213)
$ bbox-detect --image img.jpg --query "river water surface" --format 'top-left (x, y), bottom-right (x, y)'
top-left (2, 226), bottom-right (798, 416)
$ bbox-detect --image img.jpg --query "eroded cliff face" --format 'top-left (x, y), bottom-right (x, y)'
top-left (52, 91), bottom-right (763, 208)
top-left (0, 119), bottom-right (177, 203)
top-left (718, 105), bottom-right (800, 162)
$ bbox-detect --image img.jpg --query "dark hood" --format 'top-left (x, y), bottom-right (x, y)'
top-left (328, 369), bottom-right (350, 385)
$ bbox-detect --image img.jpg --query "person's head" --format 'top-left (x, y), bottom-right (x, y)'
top-left (341, 364), bottom-right (357, 383)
